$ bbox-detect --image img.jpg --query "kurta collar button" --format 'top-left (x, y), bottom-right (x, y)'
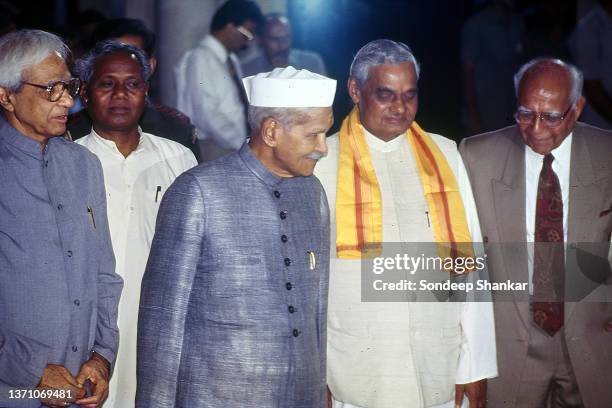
top-left (284, 258), bottom-right (291, 266)
top-left (288, 305), bottom-right (295, 313)
top-left (74, 299), bottom-right (80, 306)
top-left (292, 329), bottom-right (299, 337)
top-left (71, 345), bottom-right (78, 352)
top-left (67, 250), bottom-right (73, 257)
top-left (286, 282), bottom-right (292, 290)
top-left (57, 204), bottom-right (63, 210)
top-left (281, 234), bottom-right (288, 243)
top-left (280, 210), bottom-right (287, 219)
top-left (274, 190), bottom-right (281, 198)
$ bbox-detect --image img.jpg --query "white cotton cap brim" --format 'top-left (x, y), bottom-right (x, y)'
top-left (243, 66), bottom-right (337, 108)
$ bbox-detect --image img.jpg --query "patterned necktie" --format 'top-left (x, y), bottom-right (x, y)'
top-left (532, 153), bottom-right (565, 336)
top-left (227, 58), bottom-right (250, 134)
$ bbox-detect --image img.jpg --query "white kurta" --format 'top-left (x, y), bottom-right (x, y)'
top-left (314, 130), bottom-right (497, 408)
top-left (76, 129), bottom-right (197, 408)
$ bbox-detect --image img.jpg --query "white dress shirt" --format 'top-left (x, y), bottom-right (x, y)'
top-left (315, 129), bottom-right (497, 408)
top-left (525, 133), bottom-right (572, 293)
top-left (174, 35), bottom-right (247, 149)
top-left (76, 129), bottom-right (197, 408)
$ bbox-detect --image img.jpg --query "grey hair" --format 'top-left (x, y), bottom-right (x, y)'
top-left (0, 29), bottom-right (70, 92)
top-left (248, 105), bottom-right (315, 131)
top-left (514, 58), bottom-right (583, 104)
top-left (74, 40), bottom-right (151, 85)
top-left (350, 39), bottom-right (420, 87)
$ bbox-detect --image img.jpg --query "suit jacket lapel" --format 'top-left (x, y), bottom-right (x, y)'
top-left (492, 129), bottom-right (530, 328)
top-left (566, 124), bottom-right (609, 319)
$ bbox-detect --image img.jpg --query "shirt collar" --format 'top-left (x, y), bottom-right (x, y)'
top-left (364, 126), bottom-right (404, 152)
top-left (202, 35), bottom-right (230, 63)
top-left (0, 115), bottom-right (45, 160)
top-left (524, 132), bottom-right (573, 167)
top-left (238, 142), bottom-right (283, 187)
top-left (89, 127), bottom-right (153, 157)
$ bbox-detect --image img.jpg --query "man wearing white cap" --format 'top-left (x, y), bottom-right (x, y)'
top-left (136, 66), bottom-right (336, 408)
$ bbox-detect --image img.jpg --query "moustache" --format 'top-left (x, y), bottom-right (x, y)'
top-left (306, 152), bottom-right (327, 161)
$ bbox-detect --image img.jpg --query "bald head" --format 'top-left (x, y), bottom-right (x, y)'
top-left (260, 14), bottom-right (292, 67)
top-left (514, 58), bottom-right (586, 155)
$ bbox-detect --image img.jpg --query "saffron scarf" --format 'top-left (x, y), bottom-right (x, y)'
top-left (336, 106), bottom-right (474, 261)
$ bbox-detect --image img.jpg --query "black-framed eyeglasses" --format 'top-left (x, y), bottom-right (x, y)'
top-left (21, 78), bottom-right (81, 102)
top-left (514, 103), bottom-right (574, 128)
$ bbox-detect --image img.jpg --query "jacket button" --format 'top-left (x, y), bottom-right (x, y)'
top-left (288, 305), bottom-right (295, 313)
top-left (292, 329), bottom-right (299, 337)
top-left (72, 346), bottom-right (78, 352)
top-left (279, 211), bottom-right (287, 220)
top-left (281, 235), bottom-right (288, 243)
top-left (274, 190), bottom-right (281, 198)
top-left (284, 258), bottom-right (291, 266)
top-left (57, 204), bottom-right (63, 210)
top-left (67, 250), bottom-right (73, 257)
top-left (285, 282), bottom-right (292, 290)
top-left (74, 299), bottom-right (80, 306)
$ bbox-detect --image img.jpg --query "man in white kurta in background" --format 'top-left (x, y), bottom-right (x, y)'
top-left (315, 39), bottom-right (497, 408)
top-left (74, 41), bottom-right (196, 407)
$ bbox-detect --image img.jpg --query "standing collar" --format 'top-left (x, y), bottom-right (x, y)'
top-left (201, 35), bottom-right (230, 63)
top-left (363, 126), bottom-right (404, 152)
top-left (238, 142), bottom-right (283, 187)
top-left (89, 127), bottom-right (154, 157)
top-left (0, 115), bottom-right (46, 160)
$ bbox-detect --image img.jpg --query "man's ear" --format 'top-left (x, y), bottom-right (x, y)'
top-left (0, 87), bottom-right (15, 112)
top-left (574, 95), bottom-right (586, 119)
top-left (149, 56), bottom-right (157, 75)
top-left (347, 77), bottom-right (361, 105)
top-left (80, 83), bottom-right (89, 105)
top-left (261, 117), bottom-right (281, 147)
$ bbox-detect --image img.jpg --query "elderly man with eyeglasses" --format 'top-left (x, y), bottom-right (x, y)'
top-left (460, 58), bottom-right (612, 407)
top-left (0, 30), bottom-right (122, 408)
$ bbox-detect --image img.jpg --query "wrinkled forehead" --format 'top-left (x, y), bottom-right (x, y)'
top-left (518, 65), bottom-right (572, 101)
top-left (93, 50), bottom-right (144, 75)
top-left (24, 52), bottom-right (69, 81)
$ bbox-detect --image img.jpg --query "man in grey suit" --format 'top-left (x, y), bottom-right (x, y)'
top-left (460, 58), bottom-right (612, 407)
top-left (136, 66), bottom-right (336, 408)
top-left (0, 30), bottom-right (122, 408)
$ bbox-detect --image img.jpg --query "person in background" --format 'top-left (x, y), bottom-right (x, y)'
top-left (137, 66), bottom-right (336, 407)
top-left (74, 41), bottom-right (196, 408)
top-left (460, 58), bottom-right (612, 407)
top-left (315, 39), bottom-right (497, 408)
top-left (174, 0), bottom-right (263, 161)
top-left (241, 13), bottom-right (327, 77)
top-left (569, 0), bottom-right (612, 129)
top-left (68, 18), bottom-right (201, 161)
top-left (0, 29), bottom-right (121, 408)
top-left (461, 0), bottom-right (525, 135)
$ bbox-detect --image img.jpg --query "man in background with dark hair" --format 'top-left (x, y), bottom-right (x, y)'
top-left (175, 0), bottom-right (263, 161)
top-left (241, 13), bottom-right (327, 77)
top-left (67, 18), bottom-right (201, 161)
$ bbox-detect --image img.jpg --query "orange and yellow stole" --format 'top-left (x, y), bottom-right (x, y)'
top-left (335, 106), bottom-right (474, 261)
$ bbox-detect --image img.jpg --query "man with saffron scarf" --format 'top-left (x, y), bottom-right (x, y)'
top-left (315, 39), bottom-right (497, 408)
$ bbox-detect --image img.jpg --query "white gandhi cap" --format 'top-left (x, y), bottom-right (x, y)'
top-left (242, 66), bottom-right (337, 108)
